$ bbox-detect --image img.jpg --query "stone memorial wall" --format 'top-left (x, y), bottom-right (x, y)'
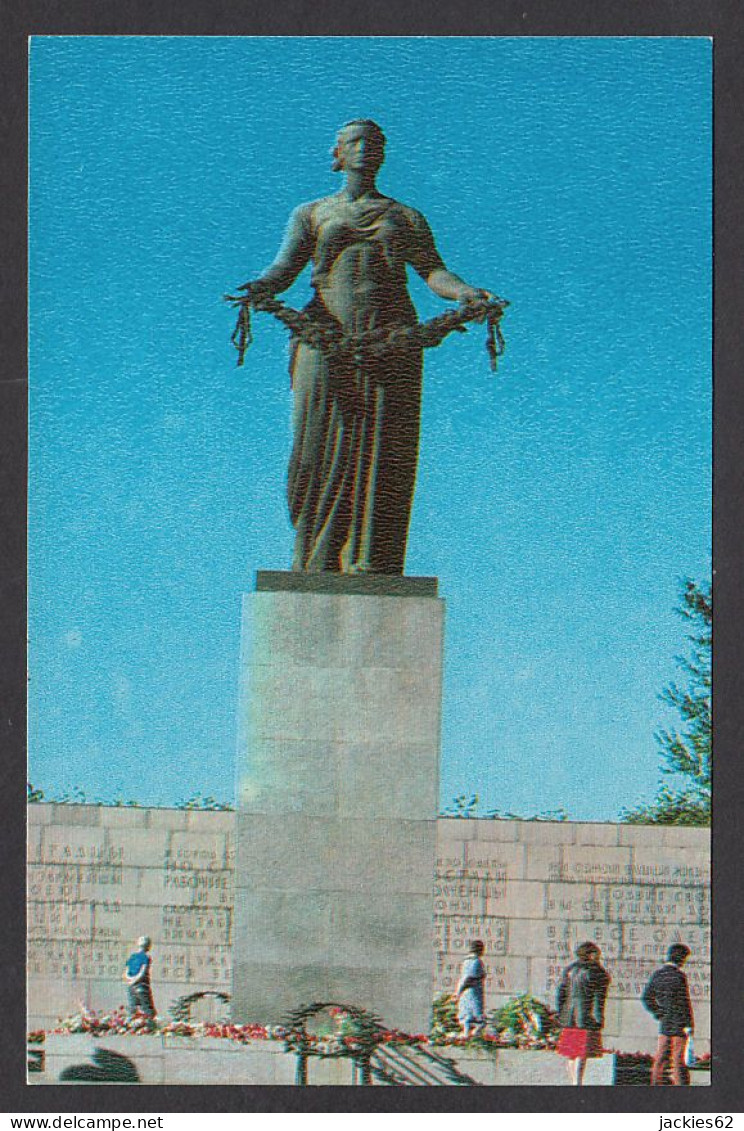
top-left (433, 818), bottom-right (710, 1054)
top-left (27, 805), bottom-right (710, 1054)
top-left (27, 805), bottom-right (234, 1030)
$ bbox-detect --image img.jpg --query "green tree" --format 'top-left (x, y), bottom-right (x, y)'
top-left (621, 579), bottom-right (711, 825)
top-left (441, 793), bottom-right (481, 818)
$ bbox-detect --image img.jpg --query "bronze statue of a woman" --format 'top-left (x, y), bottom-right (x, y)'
top-left (232, 119), bottom-right (503, 575)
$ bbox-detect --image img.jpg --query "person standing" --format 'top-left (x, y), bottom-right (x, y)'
top-left (455, 939), bottom-right (487, 1038)
top-left (641, 943), bottom-right (694, 1086)
top-left (123, 935), bottom-right (156, 1027)
top-left (555, 941), bottom-right (611, 1085)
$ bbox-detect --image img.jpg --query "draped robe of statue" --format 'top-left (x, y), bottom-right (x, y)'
top-left (260, 193), bottom-right (447, 574)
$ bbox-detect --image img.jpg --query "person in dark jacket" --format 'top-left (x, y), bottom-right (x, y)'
top-left (556, 941), bottom-right (611, 1085)
top-left (641, 943), bottom-right (694, 1086)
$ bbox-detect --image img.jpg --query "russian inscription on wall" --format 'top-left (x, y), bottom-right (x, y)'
top-left (433, 820), bottom-right (710, 1052)
top-left (27, 806), bottom-right (234, 1028)
top-left (27, 806), bottom-right (710, 1053)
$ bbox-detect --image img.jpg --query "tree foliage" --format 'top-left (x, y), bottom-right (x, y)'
top-left (26, 782), bottom-right (233, 810)
top-left (621, 579), bottom-right (711, 826)
top-left (440, 793), bottom-right (569, 822)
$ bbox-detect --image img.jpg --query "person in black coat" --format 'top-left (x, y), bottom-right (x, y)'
top-left (641, 943), bottom-right (694, 1085)
top-left (556, 941), bottom-right (611, 1085)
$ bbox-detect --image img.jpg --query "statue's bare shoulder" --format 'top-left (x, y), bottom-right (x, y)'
top-left (292, 194), bottom-right (429, 232)
top-left (291, 194), bottom-right (341, 229)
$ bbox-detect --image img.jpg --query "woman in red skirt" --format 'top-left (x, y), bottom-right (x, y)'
top-left (556, 941), bottom-right (611, 1085)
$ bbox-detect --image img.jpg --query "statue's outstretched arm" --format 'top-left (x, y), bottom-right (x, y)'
top-left (240, 205), bottom-right (313, 297)
top-left (409, 212), bottom-right (492, 303)
top-left (425, 267), bottom-right (492, 304)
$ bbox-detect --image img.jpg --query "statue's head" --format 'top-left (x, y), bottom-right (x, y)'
top-left (332, 119), bottom-right (386, 174)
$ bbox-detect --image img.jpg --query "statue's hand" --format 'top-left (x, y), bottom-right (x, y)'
top-left (458, 288), bottom-right (505, 325)
top-left (459, 287), bottom-right (495, 304)
top-left (236, 279), bottom-right (273, 303)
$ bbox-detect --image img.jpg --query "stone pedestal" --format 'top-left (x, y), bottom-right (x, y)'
top-left (232, 571), bottom-right (444, 1033)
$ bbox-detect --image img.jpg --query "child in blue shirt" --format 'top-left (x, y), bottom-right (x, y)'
top-left (123, 936), bottom-right (156, 1026)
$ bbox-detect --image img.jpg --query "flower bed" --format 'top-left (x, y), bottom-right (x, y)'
top-left (430, 992), bottom-right (559, 1051)
top-left (47, 1001), bottom-right (558, 1056)
top-left (50, 1008), bottom-right (285, 1043)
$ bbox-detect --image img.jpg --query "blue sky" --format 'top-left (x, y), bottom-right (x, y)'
top-left (28, 37), bottom-right (711, 819)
